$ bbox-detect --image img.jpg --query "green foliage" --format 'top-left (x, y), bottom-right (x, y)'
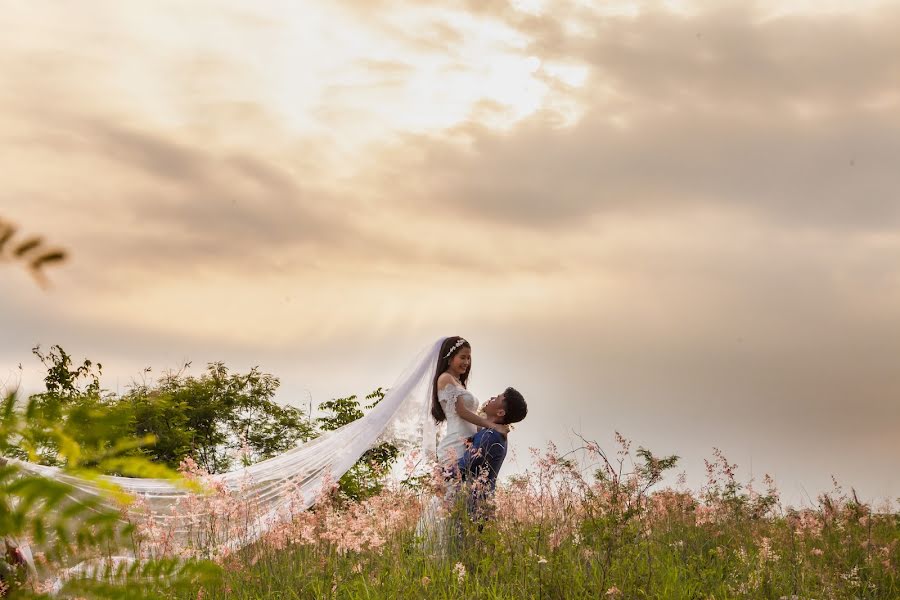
top-left (25, 348), bottom-right (316, 475)
top-left (702, 447), bottom-right (780, 521)
top-left (315, 396), bottom-right (365, 432)
top-left (316, 387), bottom-right (400, 502)
top-left (32, 345), bottom-right (102, 400)
top-left (123, 361), bottom-right (315, 473)
top-left (10, 346), bottom-right (118, 467)
top-left (58, 559), bottom-right (222, 600)
top-left (1, 390), bottom-right (220, 598)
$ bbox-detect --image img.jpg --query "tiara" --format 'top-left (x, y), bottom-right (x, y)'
top-left (443, 338), bottom-right (467, 359)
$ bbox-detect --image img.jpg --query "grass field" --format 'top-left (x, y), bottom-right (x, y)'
top-left (155, 438), bottom-right (900, 599)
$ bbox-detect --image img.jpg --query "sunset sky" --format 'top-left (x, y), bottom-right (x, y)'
top-left (3, 0), bottom-right (899, 506)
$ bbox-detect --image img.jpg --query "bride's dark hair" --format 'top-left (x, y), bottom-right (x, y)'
top-left (431, 336), bottom-right (471, 423)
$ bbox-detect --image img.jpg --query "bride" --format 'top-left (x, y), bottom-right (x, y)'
top-left (431, 336), bottom-right (510, 464)
top-left (416, 336), bottom-right (509, 550)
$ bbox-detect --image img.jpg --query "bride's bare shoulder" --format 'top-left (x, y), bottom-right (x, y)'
top-left (436, 372), bottom-right (456, 390)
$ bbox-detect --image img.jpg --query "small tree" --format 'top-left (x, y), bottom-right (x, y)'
top-left (316, 387), bottom-right (400, 502)
top-left (23, 348), bottom-right (316, 475)
top-left (15, 346), bottom-right (130, 468)
top-left (122, 362), bottom-right (316, 473)
top-left (23, 346), bottom-right (400, 502)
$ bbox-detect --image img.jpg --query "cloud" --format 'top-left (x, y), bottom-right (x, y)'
top-left (351, 1), bottom-right (900, 231)
top-left (4, 117), bottom-right (349, 276)
top-left (2, 0), bottom-right (575, 285)
top-left (372, 109), bottom-right (900, 230)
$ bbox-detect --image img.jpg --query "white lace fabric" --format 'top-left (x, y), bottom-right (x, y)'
top-left (435, 383), bottom-right (478, 463)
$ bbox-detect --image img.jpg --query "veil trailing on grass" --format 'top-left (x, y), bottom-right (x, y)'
top-left (9, 337), bottom-right (447, 579)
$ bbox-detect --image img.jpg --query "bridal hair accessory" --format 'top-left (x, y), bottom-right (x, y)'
top-left (443, 338), bottom-right (467, 359)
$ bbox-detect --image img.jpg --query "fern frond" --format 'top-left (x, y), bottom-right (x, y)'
top-left (0, 216), bottom-right (68, 285)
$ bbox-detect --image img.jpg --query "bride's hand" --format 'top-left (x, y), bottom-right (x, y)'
top-left (489, 422), bottom-right (510, 436)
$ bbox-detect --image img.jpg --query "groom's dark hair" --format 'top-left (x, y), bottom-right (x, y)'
top-left (500, 387), bottom-right (527, 425)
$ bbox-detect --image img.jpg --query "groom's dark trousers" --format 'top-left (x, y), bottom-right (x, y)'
top-left (457, 428), bottom-right (507, 523)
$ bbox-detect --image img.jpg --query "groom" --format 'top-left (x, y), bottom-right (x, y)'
top-left (456, 387), bottom-right (527, 523)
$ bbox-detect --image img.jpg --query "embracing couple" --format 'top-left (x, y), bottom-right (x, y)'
top-left (418, 336), bottom-right (528, 545)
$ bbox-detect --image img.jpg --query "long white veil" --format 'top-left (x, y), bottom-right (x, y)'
top-left (8, 337), bottom-right (447, 578)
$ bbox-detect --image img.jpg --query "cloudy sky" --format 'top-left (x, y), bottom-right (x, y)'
top-left (3, 0), bottom-right (899, 506)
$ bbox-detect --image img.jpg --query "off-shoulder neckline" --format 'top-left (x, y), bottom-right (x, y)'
top-left (441, 372), bottom-right (465, 389)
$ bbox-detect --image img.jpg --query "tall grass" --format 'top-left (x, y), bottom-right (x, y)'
top-left (156, 435), bottom-right (898, 600)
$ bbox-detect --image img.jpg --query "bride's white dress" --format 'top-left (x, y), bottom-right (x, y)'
top-left (436, 382), bottom-right (479, 464)
top-left (416, 381), bottom-right (479, 551)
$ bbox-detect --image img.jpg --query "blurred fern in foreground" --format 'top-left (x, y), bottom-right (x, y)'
top-left (0, 218), bottom-right (66, 287)
top-left (1, 391), bottom-right (221, 598)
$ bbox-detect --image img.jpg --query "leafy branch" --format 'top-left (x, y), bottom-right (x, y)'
top-left (0, 217), bottom-right (67, 286)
